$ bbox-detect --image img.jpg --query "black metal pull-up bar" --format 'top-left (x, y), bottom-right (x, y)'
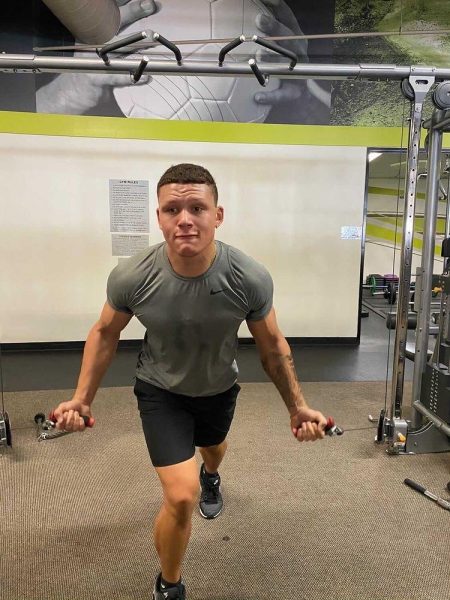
top-left (97, 31), bottom-right (147, 65)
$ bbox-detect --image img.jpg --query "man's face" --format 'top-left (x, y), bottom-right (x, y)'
top-left (157, 183), bottom-right (224, 257)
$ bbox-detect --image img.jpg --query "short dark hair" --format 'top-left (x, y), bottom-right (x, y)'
top-left (157, 163), bottom-right (218, 205)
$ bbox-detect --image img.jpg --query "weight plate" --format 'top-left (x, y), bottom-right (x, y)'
top-left (376, 409), bottom-right (386, 443)
top-left (366, 273), bottom-right (382, 284)
top-left (401, 78), bottom-right (415, 101)
top-left (433, 81), bottom-right (450, 110)
top-left (386, 312), bottom-right (396, 329)
top-left (5, 412), bottom-right (12, 447)
top-left (0, 414), bottom-right (5, 446)
top-left (388, 285), bottom-right (397, 304)
top-left (442, 237), bottom-right (450, 258)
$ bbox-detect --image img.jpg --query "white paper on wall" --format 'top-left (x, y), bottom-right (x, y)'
top-left (111, 234), bottom-right (150, 257)
top-left (109, 179), bottom-right (149, 233)
top-left (341, 226), bottom-right (362, 240)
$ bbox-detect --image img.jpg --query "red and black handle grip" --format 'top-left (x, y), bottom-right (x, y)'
top-left (49, 411), bottom-right (95, 428)
top-left (293, 417), bottom-right (344, 437)
top-left (324, 417), bottom-right (344, 436)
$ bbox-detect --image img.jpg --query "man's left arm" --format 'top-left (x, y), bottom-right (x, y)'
top-left (247, 307), bottom-right (327, 442)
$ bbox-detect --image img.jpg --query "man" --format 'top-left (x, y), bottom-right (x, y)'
top-left (53, 163), bottom-right (327, 600)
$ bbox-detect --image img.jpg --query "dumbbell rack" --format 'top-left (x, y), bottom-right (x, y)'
top-left (364, 273), bottom-right (399, 304)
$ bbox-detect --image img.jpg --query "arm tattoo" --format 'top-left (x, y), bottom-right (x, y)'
top-left (261, 352), bottom-right (305, 415)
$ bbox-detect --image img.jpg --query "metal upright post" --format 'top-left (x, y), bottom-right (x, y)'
top-left (411, 110), bottom-right (444, 427)
top-left (446, 156), bottom-right (450, 241)
top-left (405, 99), bottom-right (450, 454)
top-left (387, 74), bottom-right (434, 454)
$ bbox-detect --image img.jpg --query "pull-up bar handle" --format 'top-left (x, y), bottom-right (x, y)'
top-left (218, 36), bottom-right (245, 66)
top-left (252, 35), bottom-right (297, 70)
top-left (153, 33), bottom-right (182, 65)
top-left (132, 56), bottom-right (149, 83)
top-left (97, 31), bottom-right (147, 64)
top-left (248, 58), bottom-right (267, 87)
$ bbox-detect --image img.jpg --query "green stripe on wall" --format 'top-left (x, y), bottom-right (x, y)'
top-left (368, 186), bottom-right (447, 206)
top-left (372, 216), bottom-right (447, 233)
top-left (366, 224), bottom-right (443, 255)
top-left (0, 110), bottom-right (436, 146)
top-left (368, 186), bottom-right (403, 197)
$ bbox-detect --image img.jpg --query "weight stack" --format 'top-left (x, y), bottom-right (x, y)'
top-left (420, 365), bottom-right (450, 423)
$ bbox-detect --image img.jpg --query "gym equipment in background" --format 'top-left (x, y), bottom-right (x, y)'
top-left (363, 273), bottom-right (399, 304)
top-left (376, 84), bottom-right (450, 455)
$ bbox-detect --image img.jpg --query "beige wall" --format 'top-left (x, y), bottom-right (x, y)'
top-left (0, 133), bottom-right (366, 342)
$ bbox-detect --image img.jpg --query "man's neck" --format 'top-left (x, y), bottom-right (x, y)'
top-left (166, 242), bottom-right (217, 278)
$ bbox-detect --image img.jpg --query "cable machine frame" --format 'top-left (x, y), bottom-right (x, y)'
top-left (0, 32), bottom-right (449, 453)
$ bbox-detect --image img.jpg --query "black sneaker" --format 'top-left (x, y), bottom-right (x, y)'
top-left (199, 463), bottom-right (223, 519)
top-left (152, 573), bottom-right (186, 600)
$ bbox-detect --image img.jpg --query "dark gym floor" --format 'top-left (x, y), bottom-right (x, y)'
top-left (0, 304), bottom-right (415, 393)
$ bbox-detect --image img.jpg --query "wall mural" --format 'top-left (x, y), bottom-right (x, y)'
top-left (0, 0), bottom-right (448, 126)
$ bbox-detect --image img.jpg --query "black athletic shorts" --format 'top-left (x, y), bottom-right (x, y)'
top-left (134, 377), bottom-right (240, 468)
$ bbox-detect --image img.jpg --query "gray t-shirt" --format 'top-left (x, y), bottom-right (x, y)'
top-left (107, 240), bottom-right (273, 396)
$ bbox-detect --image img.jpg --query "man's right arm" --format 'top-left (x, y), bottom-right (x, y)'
top-left (53, 302), bottom-right (132, 430)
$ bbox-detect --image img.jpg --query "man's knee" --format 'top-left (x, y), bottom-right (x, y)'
top-left (156, 458), bottom-right (199, 524)
top-left (164, 484), bottom-right (199, 523)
